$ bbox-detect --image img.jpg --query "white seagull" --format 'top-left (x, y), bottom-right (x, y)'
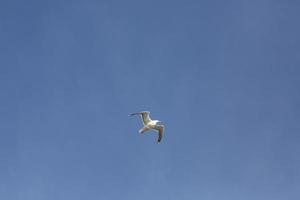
top-left (129, 111), bottom-right (165, 143)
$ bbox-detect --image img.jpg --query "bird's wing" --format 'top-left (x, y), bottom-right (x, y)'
top-left (129, 111), bottom-right (151, 125)
top-left (129, 112), bottom-right (140, 116)
top-left (140, 111), bottom-right (151, 125)
top-left (156, 125), bottom-right (164, 143)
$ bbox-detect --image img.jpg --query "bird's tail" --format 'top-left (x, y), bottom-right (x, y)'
top-left (139, 126), bottom-right (150, 134)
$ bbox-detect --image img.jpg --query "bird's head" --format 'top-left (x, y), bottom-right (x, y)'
top-left (156, 120), bottom-right (164, 125)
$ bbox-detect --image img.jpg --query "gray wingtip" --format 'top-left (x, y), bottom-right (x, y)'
top-left (129, 112), bottom-right (139, 117)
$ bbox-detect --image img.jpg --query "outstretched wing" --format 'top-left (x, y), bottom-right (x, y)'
top-left (140, 111), bottom-right (151, 125)
top-left (156, 125), bottom-right (164, 143)
top-left (129, 111), bottom-right (151, 125)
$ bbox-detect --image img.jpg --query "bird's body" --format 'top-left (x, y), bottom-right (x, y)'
top-left (129, 111), bottom-right (165, 143)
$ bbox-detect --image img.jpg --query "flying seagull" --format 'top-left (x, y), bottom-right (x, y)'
top-left (129, 111), bottom-right (165, 143)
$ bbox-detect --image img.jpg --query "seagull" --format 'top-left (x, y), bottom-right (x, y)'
top-left (129, 111), bottom-right (165, 143)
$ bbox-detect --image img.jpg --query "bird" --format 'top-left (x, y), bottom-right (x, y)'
top-left (129, 111), bottom-right (165, 143)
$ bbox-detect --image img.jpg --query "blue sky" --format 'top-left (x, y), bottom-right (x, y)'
top-left (1, 0), bottom-right (300, 199)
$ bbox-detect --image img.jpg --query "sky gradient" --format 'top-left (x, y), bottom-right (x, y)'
top-left (1, 0), bottom-right (300, 199)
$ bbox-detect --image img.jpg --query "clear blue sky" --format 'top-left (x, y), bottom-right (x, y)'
top-left (1, 0), bottom-right (300, 199)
